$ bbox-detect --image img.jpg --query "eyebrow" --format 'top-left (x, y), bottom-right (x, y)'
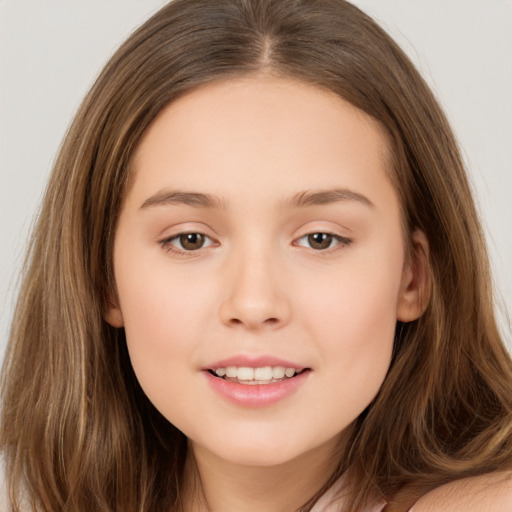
top-left (140, 188), bottom-right (374, 210)
top-left (287, 188), bottom-right (374, 208)
top-left (140, 190), bottom-right (227, 210)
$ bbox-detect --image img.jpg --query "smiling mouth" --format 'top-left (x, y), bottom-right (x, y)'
top-left (207, 365), bottom-right (310, 385)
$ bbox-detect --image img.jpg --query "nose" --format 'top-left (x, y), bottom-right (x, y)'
top-left (218, 248), bottom-right (291, 331)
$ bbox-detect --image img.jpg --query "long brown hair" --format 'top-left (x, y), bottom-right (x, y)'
top-left (2, 1), bottom-right (511, 511)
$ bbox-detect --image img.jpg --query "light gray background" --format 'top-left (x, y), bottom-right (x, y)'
top-left (1, 0), bottom-right (511, 363)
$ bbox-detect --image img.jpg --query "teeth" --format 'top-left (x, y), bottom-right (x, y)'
top-left (254, 366), bottom-right (272, 380)
top-left (225, 366), bottom-right (237, 378)
top-left (214, 365), bottom-right (300, 382)
top-left (272, 366), bottom-right (286, 379)
top-left (284, 368), bottom-right (296, 377)
top-left (237, 367), bottom-right (254, 381)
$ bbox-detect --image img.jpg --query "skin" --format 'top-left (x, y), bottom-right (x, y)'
top-left (412, 471), bottom-right (512, 511)
top-left (106, 75), bottom-right (429, 511)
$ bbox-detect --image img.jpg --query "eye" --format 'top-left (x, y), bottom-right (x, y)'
top-left (295, 232), bottom-right (351, 251)
top-left (159, 232), bottom-right (216, 253)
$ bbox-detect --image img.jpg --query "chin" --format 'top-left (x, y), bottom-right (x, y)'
top-left (192, 428), bottom-right (312, 467)
top-left (193, 424), bottom-right (338, 469)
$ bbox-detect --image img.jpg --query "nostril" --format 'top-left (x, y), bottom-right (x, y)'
top-left (228, 316), bottom-right (280, 328)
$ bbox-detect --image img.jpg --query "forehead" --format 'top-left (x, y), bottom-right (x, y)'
top-left (128, 75), bottom-right (395, 211)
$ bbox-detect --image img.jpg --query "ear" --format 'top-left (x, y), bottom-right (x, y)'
top-left (397, 229), bottom-right (431, 322)
top-left (104, 293), bottom-right (124, 328)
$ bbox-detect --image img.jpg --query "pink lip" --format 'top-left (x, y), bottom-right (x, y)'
top-left (203, 370), bottom-right (311, 409)
top-left (202, 354), bottom-right (311, 407)
top-left (203, 355), bottom-right (307, 371)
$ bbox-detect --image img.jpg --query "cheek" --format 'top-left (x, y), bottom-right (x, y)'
top-left (299, 245), bottom-right (404, 406)
top-left (116, 246), bottom-right (214, 346)
top-left (303, 254), bottom-right (402, 347)
top-left (113, 257), bottom-right (214, 417)
top-left (308, 280), bottom-right (396, 379)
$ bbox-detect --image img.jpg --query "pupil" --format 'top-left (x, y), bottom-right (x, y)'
top-left (180, 233), bottom-right (204, 250)
top-left (308, 233), bottom-right (332, 250)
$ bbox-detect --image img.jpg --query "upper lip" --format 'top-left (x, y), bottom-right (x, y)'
top-left (203, 355), bottom-right (308, 371)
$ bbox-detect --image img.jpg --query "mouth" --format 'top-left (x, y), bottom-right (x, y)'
top-left (207, 365), bottom-right (310, 385)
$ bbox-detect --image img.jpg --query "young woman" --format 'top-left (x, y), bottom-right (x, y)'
top-left (1, 1), bottom-right (511, 511)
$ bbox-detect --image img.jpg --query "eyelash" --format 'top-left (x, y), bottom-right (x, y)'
top-left (294, 232), bottom-right (352, 252)
top-left (158, 231), bottom-right (352, 256)
top-left (159, 231), bottom-right (216, 256)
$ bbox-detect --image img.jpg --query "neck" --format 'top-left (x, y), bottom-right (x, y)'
top-left (182, 436), bottom-right (345, 512)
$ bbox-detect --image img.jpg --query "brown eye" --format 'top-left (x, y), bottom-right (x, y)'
top-left (294, 232), bottom-right (352, 252)
top-left (179, 233), bottom-right (206, 250)
top-left (307, 233), bottom-right (334, 250)
top-left (160, 231), bottom-right (216, 254)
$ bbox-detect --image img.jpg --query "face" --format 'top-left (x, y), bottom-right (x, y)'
top-left (107, 75), bottom-right (424, 467)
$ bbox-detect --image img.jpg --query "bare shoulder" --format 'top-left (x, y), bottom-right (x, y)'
top-left (411, 471), bottom-right (512, 512)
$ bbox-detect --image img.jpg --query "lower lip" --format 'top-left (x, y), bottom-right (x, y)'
top-left (204, 370), bottom-right (310, 408)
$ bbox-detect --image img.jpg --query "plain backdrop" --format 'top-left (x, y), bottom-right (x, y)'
top-left (1, 0), bottom-right (511, 364)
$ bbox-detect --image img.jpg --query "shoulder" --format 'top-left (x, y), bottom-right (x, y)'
top-left (411, 471), bottom-right (512, 512)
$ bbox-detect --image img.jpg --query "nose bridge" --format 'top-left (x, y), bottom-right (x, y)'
top-left (219, 238), bottom-right (290, 330)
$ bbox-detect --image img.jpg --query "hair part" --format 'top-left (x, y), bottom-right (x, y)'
top-left (2, 1), bottom-right (511, 511)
